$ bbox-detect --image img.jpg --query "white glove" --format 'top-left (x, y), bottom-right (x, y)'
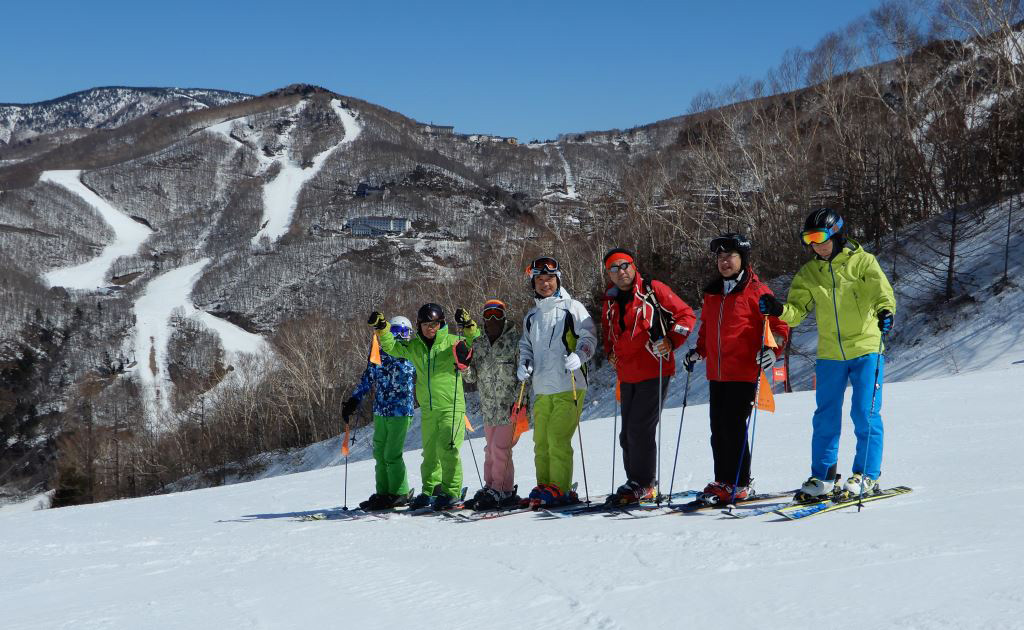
top-left (756, 348), bottom-right (776, 371)
top-left (517, 361), bottom-right (533, 382)
top-left (564, 352), bottom-right (581, 371)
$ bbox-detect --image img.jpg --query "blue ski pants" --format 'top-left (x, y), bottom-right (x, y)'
top-left (812, 354), bottom-right (884, 481)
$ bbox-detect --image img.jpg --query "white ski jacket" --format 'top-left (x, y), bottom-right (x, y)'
top-left (519, 288), bottom-right (598, 396)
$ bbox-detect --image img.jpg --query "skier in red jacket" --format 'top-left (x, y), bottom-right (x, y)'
top-left (685, 233), bottom-right (790, 504)
top-left (601, 248), bottom-right (696, 504)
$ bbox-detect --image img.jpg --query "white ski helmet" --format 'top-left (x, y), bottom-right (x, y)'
top-left (389, 315), bottom-right (414, 340)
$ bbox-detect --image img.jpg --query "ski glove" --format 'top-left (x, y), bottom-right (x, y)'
top-left (649, 337), bottom-right (672, 359)
top-left (453, 340), bottom-right (473, 370)
top-left (517, 360), bottom-right (533, 382)
top-left (564, 352), bottom-right (582, 372)
top-left (683, 348), bottom-right (701, 373)
top-left (758, 294), bottom-right (783, 317)
top-left (877, 310), bottom-right (894, 334)
top-left (367, 311), bottom-right (388, 331)
top-left (454, 308), bottom-right (475, 328)
top-left (756, 347), bottom-right (776, 371)
top-left (341, 397), bottom-right (359, 422)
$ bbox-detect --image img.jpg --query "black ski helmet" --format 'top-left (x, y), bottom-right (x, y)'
top-left (416, 303), bottom-right (445, 326)
top-left (803, 208), bottom-right (844, 236)
top-left (709, 233), bottom-right (751, 267)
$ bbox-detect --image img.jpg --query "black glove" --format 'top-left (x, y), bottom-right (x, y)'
top-left (367, 311), bottom-right (387, 331)
top-left (683, 348), bottom-right (701, 373)
top-left (877, 310), bottom-right (894, 334)
top-left (453, 340), bottom-right (473, 369)
top-left (758, 294), bottom-right (783, 317)
top-left (454, 308), bottom-right (474, 328)
top-left (341, 397), bottom-right (359, 422)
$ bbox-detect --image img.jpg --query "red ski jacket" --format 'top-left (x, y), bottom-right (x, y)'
top-left (696, 268), bottom-right (790, 383)
top-left (602, 272), bottom-right (696, 384)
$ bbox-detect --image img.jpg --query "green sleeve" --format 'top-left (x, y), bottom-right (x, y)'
top-left (462, 323), bottom-right (481, 345)
top-left (861, 254), bottom-right (896, 315)
top-left (377, 328), bottom-right (413, 360)
top-left (781, 267), bottom-right (815, 328)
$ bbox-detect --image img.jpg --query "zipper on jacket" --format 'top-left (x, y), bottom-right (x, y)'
top-left (426, 344), bottom-right (433, 410)
top-left (716, 296), bottom-right (726, 380)
top-left (829, 262), bottom-right (847, 361)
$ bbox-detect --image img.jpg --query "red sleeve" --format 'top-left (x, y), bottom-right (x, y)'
top-left (653, 281), bottom-right (696, 350)
top-left (696, 300), bottom-right (707, 357)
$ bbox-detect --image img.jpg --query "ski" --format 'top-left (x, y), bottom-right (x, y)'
top-left (773, 486), bottom-right (913, 520)
top-left (446, 484), bottom-right (581, 522)
top-left (670, 490), bottom-right (797, 515)
top-left (720, 500), bottom-right (796, 519)
top-left (539, 490), bottom-right (699, 519)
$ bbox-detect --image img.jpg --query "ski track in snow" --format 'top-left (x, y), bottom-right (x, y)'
top-left (556, 144), bottom-right (579, 200)
top-left (40, 170), bottom-right (152, 290)
top-left (250, 99), bottom-right (362, 245)
top-left (2, 367), bottom-right (1024, 629)
top-left (133, 259), bottom-right (266, 422)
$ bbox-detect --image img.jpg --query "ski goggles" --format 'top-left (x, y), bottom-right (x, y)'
top-left (606, 261), bottom-right (633, 274)
top-left (526, 257), bottom-right (560, 277)
top-left (710, 234), bottom-right (750, 254)
top-left (390, 324), bottom-right (413, 340)
top-left (482, 299), bottom-right (507, 320)
top-left (801, 218), bottom-right (843, 245)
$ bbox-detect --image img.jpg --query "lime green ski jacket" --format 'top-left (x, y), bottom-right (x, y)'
top-left (377, 323), bottom-right (480, 413)
top-left (781, 240), bottom-right (896, 361)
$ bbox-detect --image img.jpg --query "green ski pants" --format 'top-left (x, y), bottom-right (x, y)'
top-left (373, 415), bottom-right (412, 496)
top-left (420, 407), bottom-right (465, 498)
top-left (533, 389), bottom-right (585, 493)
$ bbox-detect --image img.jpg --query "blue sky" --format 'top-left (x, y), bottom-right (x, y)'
top-left (3, 1), bottom-right (883, 140)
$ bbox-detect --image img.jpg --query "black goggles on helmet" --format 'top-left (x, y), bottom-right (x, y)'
top-left (710, 235), bottom-right (750, 254)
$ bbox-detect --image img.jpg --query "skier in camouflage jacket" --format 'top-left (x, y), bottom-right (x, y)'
top-left (463, 299), bottom-right (524, 507)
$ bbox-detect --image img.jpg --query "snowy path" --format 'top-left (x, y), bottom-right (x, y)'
top-left (556, 144), bottom-right (579, 200)
top-left (133, 259), bottom-right (266, 421)
top-left (40, 170), bottom-right (152, 289)
top-left (3, 366), bottom-right (1023, 629)
top-left (251, 99), bottom-right (362, 245)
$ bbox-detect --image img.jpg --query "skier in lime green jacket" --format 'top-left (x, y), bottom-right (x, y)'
top-left (369, 303), bottom-right (480, 510)
top-left (759, 209), bottom-right (895, 501)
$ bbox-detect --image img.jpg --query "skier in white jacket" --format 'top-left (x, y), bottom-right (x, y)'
top-left (518, 256), bottom-right (598, 506)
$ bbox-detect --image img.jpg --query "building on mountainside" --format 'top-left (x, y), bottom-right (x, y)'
top-left (347, 216), bottom-right (409, 237)
top-left (466, 134), bottom-right (518, 145)
top-left (418, 123), bottom-right (455, 136)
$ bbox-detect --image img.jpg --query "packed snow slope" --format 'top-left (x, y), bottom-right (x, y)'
top-left (3, 364), bottom-right (1023, 630)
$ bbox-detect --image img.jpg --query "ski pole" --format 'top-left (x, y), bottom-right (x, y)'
top-left (858, 336), bottom-right (885, 511)
top-left (668, 366), bottom-right (692, 505)
top-left (611, 381), bottom-right (619, 494)
top-left (656, 349), bottom-right (664, 504)
top-left (570, 370), bottom-right (591, 504)
top-left (465, 415), bottom-right (483, 488)
top-left (729, 317), bottom-right (768, 506)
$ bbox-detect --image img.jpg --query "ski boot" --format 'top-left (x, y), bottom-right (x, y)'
top-left (527, 483), bottom-right (577, 509)
top-left (471, 487), bottom-right (503, 511)
top-left (606, 480), bottom-right (656, 506)
top-left (432, 493), bottom-right (459, 512)
top-left (408, 493), bottom-right (433, 510)
top-left (498, 486), bottom-right (521, 509)
top-left (842, 473), bottom-right (879, 498)
top-left (792, 476), bottom-right (837, 504)
top-left (359, 493), bottom-right (393, 511)
top-left (698, 481), bottom-right (750, 505)
top-left (390, 490), bottom-right (414, 508)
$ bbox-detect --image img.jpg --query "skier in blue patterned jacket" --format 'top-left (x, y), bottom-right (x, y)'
top-left (343, 316), bottom-right (417, 511)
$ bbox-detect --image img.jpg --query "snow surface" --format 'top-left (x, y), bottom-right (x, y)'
top-left (132, 259), bottom-right (266, 422)
top-left (40, 170), bottom-right (152, 290)
top-left (556, 144), bottom-right (580, 200)
top-left (251, 99), bottom-right (362, 245)
top-left (2, 365), bottom-right (1023, 629)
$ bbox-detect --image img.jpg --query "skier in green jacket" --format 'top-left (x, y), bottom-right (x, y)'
top-left (369, 303), bottom-right (480, 510)
top-left (759, 209), bottom-right (896, 501)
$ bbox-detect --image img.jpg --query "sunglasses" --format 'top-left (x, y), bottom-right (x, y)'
top-left (607, 261), bottom-right (632, 273)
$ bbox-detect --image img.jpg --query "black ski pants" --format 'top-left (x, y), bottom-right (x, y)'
top-left (709, 380), bottom-right (756, 487)
top-left (619, 376), bottom-right (670, 487)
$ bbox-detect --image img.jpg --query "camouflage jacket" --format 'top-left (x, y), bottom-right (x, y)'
top-left (464, 321), bottom-right (522, 426)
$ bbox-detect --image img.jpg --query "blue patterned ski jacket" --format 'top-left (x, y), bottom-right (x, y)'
top-left (350, 354), bottom-right (416, 418)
